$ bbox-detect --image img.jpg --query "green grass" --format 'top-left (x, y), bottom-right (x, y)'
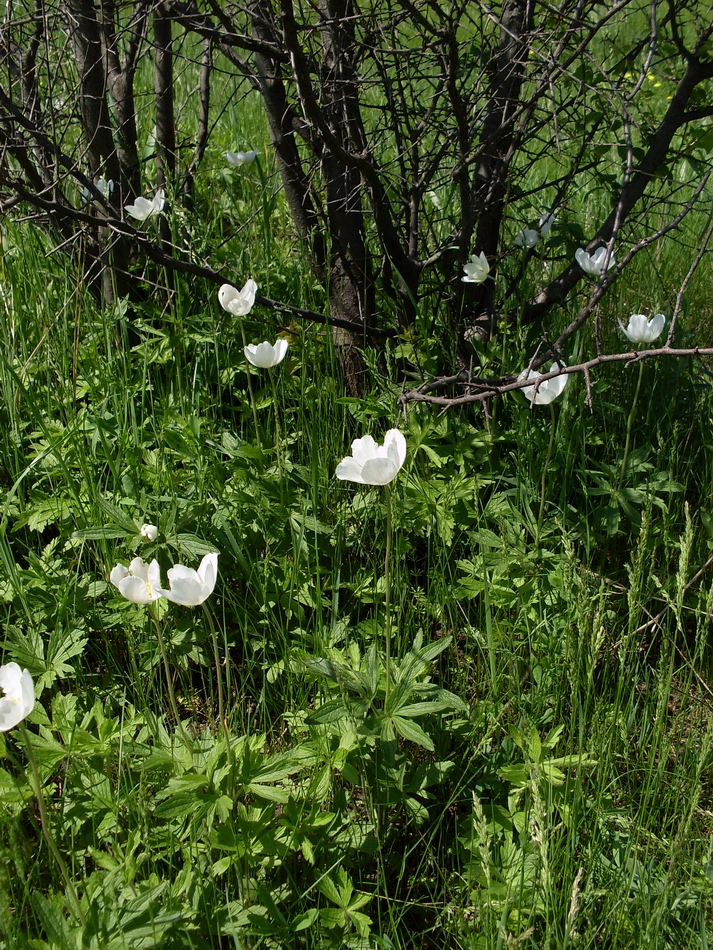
top-left (1, 30), bottom-right (713, 950)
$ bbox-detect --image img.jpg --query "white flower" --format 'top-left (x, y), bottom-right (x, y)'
top-left (140, 523), bottom-right (158, 541)
top-left (462, 252), bottom-right (490, 283)
top-left (518, 360), bottom-right (569, 405)
top-left (575, 246), bottom-right (616, 276)
top-left (244, 339), bottom-right (289, 368)
top-left (95, 177), bottom-right (114, 198)
top-left (157, 553), bottom-right (218, 607)
top-left (538, 212), bottom-right (556, 237)
top-left (514, 213), bottom-right (556, 249)
top-left (125, 189), bottom-right (165, 221)
top-left (514, 228), bottom-right (540, 249)
top-left (336, 429), bottom-right (407, 486)
top-left (226, 149), bottom-right (258, 166)
top-left (81, 177), bottom-right (114, 204)
top-left (0, 663), bottom-right (35, 732)
top-left (618, 313), bottom-right (666, 344)
top-left (218, 279), bottom-right (258, 317)
top-left (110, 557), bottom-right (163, 604)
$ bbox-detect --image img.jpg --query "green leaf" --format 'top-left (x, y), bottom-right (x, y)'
top-left (392, 715), bottom-right (434, 751)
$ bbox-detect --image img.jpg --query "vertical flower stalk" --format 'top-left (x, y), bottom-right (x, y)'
top-left (536, 404), bottom-right (558, 550)
top-left (616, 313), bottom-right (665, 493)
top-left (336, 429), bottom-right (407, 700)
top-left (243, 339), bottom-right (289, 499)
top-left (148, 603), bottom-right (188, 743)
top-left (202, 604), bottom-right (233, 775)
top-left (269, 370), bottom-right (285, 505)
top-left (617, 360), bottom-right (644, 493)
top-left (383, 484), bottom-right (393, 700)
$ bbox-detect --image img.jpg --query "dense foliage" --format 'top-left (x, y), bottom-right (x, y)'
top-left (1, 1), bottom-right (713, 948)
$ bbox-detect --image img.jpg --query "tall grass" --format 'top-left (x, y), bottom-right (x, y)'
top-left (1, 62), bottom-right (713, 950)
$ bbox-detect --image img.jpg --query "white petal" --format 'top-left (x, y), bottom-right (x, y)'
top-left (125, 196), bottom-right (154, 221)
top-left (648, 313), bottom-right (666, 340)
top-left (244, 342), bottom-right (276, 368)
top-left (218, 284), bottom-right (239, 313)
top-left (383, 429), bottom-right (407, 472)
top-left (360, 457), bottom-right (399, 485)
top-left (110, 563), bottom-right (129, 588)
top-left (538, 213), bottom-right (556, 237)
top-left (197, 553), bottom-right (218, 594)
top-left (350, 435), bottom-right (379, 466)
top-left (239, 278), bottom-right (258, 312)
top-left (127, 557), bottom-right (151, 582)
top-left (271, 339), bottom-right (289, 364)
top-left (335, 457), bottom-right (366, 483)
top-left (118, 575), bottom-right (154, 604)
top-left (161, 566), bottom-right (203, 606)
top-left (19, 668), bottom-right (35, 719)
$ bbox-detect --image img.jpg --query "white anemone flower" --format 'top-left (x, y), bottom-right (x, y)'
top-left (218, 279), bottom-right (258, 317)
top-left (336, 429), bottom-right (407, 486)
top-left (140, 523), bottom-right (158, 541)
top-left (110, 557), bottom-right (163, 604)
top-left (226, 149), bottom-right (258, 166)
top-left (125, 189), bottom-right (165, 221)
top-left (0, 663), bottom-right (35, 732)
top-left (514, 228), bottom-right (539, 249)
top-left (575, 246), bottom-right (616, 276)
top-left (461, 252), bottom-right (490, 284)
top-left (538, 212), bottom-right (556, 238)
top-left (618, 313), bottom-right (666, 344)
top-left (518, 361), bottom-right (569, 405)
top-left (157, 553), bottom-right (218, 607)
top-left (244, 339), bottom-right (289, 368)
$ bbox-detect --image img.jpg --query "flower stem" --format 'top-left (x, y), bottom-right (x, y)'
top-left (384, 485), bottom-right (393, 702)
top-left (535, 404), bottom-right (557, 550)
top-left (202, 604), bottom-right (233, 774)
top-left (149, 605), bottom-right (189, 745)
top-left (617, 360), bottom-right (644, 493)
top-left (238, 318), bottom-right (262, 451)
top-left (269, 372), bottom-right (285, 506)
top-left (19, 723), bottom-right (86, 927)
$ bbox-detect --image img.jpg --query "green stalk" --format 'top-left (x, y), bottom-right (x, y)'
top-left (535, 403), bottom-right (557, 550)
top-left (238, 318), bottom-right (262, 450)
top-left (19, 723), bottom-right (86, 927)
top-left (384, 484), bottom-right (393, 701)
top-left (202, 604), bottom-right (233, 773)
top-left (617, 360), bottom-right (644, 493)
top-left (269, 371), bottom-right (285, 505)
top-left (149, 605), bottom-right (190, 746)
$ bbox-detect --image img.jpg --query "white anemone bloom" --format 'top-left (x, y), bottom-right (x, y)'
top-left (514, 228), bottom-right (539, 249)
top-left (218, 279), bottom-right (258, 317)
top-left (110, 557), bottom-right (163, 604)
top-left (518, 361), bottom-right (569, 405)
top-left (0, 663), bottom-right (35, 732)
top-left (82, 177), bottom-right (114, 202)
top-left (538, 212), bottom-right (556, 237)
top-left (244, 339), bottom-right (289, 368)
top-left (575, 246), bottom-right (616, 276)
top-left (226, 149), bottom-right (258, 166)
top-left (157, 553), bottom-right (218, 606)
top-left (461, 252), bottom-right (490, 283)
top-left (618, 313), bottom-right (666, 344)
top-left (140, 523), bottom-right (158, 541)
top-left (336, 429), bottom-right (407, 486)
top-left (125, 189), bottom-right (165, 221)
